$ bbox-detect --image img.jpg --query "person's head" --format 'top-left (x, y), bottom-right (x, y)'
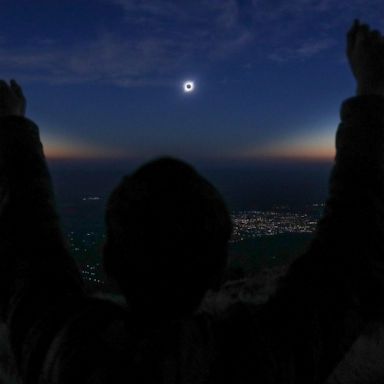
top-left (103, 157), bottom-right (232, 319)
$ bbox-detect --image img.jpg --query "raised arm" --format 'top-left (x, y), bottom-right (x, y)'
top-left (0, 81), bottom-right (84, 380)
top-left (256, 21), bottom-right (384, 382)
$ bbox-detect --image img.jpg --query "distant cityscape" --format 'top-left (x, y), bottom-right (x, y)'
top-left (66, 196), bottom-right (325, 287)
top-left (231, 205), bottom-right (324, 242)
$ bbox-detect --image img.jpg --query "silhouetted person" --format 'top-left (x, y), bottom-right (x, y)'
top-left (103, 157), bottom-right (232, 320)
top-left (0, 20), bottom-right (384, 383)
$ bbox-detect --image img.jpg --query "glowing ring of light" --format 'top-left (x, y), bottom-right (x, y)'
top-left (183, 81), bottom-right (194, 93)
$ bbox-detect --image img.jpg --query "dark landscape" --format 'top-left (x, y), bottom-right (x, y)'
top-left (49, 161), bottom-right (329, 290)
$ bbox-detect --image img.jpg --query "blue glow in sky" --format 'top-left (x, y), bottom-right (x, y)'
top-left (0, 0), bottom-right (383, 161)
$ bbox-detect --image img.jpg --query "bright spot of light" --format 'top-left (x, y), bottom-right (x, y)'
top-left (183, 81), bottom-right (195, 93)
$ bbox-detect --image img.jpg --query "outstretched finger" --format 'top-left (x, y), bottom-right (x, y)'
top-left (10, 79), bottom-right (24, 99)
top-left (347, 19), bottom-right (360, 55)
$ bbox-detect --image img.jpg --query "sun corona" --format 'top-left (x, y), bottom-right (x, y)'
top-left (183, 81), bottom-right (195, 93)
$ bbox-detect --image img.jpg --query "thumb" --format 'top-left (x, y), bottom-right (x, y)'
top-left (10, 79), bottom-right (25, 100)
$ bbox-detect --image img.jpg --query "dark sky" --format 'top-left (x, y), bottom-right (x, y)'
top-left (0, 0), bottom-right (383, 162)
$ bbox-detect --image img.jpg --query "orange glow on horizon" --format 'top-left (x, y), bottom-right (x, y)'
top-left (239, 130), bottom-right (336, 162)
top-left (41, 135), bottom-right (129, 160)
top-left (40, 131), bottom-right (336, 163)
top-left (255, 147), bottom-right (335, 161)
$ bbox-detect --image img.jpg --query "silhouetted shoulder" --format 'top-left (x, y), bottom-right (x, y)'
top-left (41, 297), bottom-right (130, 383)
top-left (42, 298), bottom-right (218, 384)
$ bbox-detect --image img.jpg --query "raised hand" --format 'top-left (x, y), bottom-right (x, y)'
top-left (347, 20), bottom-right (384, 96)
top-left (0, 79), bottom-right (26, 117)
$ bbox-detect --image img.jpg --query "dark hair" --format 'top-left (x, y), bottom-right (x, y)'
top-left (103, 157), bottom-right (232, 319)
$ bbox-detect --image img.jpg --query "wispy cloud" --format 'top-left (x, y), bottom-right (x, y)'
top-left (268, 38), bottom-right (336, 62)
top-left (0, 0), bottom-right (379, 87)
top-left (0, 33), bottom-right (184, 86)
top-left (252, 0), bottom-right (362, 19)
top-left (0, 1), bottom-right (253, 87)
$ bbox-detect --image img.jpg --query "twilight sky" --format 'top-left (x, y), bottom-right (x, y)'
top-left (1, 0), bottom-right (383, 162)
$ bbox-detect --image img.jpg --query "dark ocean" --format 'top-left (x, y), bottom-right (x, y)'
top-left (49, 159), bottom-right (333, 211)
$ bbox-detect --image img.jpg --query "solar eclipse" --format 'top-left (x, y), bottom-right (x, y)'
top-left (183, 81), bottom-right (195, 93)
